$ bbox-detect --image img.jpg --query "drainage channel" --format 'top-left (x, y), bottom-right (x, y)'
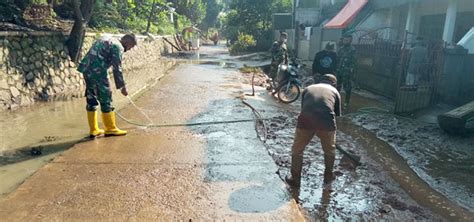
top-left (338, 118), bottom-right (474, 221)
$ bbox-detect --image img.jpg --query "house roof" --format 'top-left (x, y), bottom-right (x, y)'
top-left (324, 0), bottom-right (369, 29)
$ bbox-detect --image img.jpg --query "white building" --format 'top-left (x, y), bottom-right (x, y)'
top-left (348, 0), bottom-right (474, 45)
top-left (292, 0), bottom-right (474, 60)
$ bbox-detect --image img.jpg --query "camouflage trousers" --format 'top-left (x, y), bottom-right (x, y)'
top-left (84, 72), bottom-right (114, 113)
top-left (336, 70), bottom-right (353, 94)
top-left (269, 63), bottom-right (279, 80)
top-left (336, 70), bottom-right (353, 105)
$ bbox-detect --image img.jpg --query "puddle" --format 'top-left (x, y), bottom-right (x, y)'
top-left (0, 99), bottom-right (86, 154)
top-left (0, 153), bottom-right (59, 197)
top-left (197, 61), bottom-right (238, 69)
top-left (0, 60), bottom-right (180, 198)
top-left (0, 138), bottom-right (80, 197)
top-left (228, 185), bottom-right (289, 213)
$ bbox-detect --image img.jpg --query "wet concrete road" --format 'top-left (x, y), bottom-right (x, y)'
top-left (0, 46), bottom-right (304, 220)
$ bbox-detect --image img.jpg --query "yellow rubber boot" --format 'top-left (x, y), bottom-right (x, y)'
top-left (87, 111), bottom-right (105, 138)
top-left (102, 111), bottom-right (127, 136)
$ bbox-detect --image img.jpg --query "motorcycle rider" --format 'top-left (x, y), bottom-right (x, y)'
top-left (270, 32), bottom-right (289, 88)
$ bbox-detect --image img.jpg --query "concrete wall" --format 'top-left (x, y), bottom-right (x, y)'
top-left (408, 0), bottom-right (472, 41)
top-left (0, 32), bottom-right (175, 110)
top-left (295, 8), bottom-right (320, 26)
top-left (355, 5), bottom-right (408, 42)
top-left (297, 27), bottom-right (342, 61)
top-left (439, 48), bottom-right (474, 105)
top-left (357, 9), bottom-right (393, 30)
top-left (358, 0), bottom-right (474, 42)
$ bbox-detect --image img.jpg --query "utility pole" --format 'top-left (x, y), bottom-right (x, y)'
top-left (293, 0), bottom-right (299, 57)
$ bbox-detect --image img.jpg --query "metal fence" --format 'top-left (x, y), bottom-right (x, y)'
top-left (394, 32), bottom-right (444, 113)
top-left (354, 36), bottom-right (403, 98)
top-left (353, 29), bottom-right (445, 113)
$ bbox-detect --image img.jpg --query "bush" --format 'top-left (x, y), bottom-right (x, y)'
top-left (0, 2), bottom-right (21, 21)
top-left (229, 33), bottom-right (256, 54)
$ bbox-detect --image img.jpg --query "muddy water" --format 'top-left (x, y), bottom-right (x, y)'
top-left (262, 111), bottom-right (444, 221)
top-left (339, 119), bottom-right (473, 221)
top-left (243, 81), bottom-right (473, 220)
top-left (0, 62), bottom-right (177, 197)
top-left (348, 111), bottom-right (474, 212)
top-left (0, 100), bottom-right (86, 152)
top-left (0, 100), bottom-right (87, 197)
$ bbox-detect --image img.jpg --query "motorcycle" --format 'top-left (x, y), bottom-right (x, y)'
top-left (270, 60), bottom-right (305, 103)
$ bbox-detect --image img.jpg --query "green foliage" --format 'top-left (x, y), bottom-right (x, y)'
top-left (168, 0), bottom-right (206, 26)
top-left (0, 1), bottom-right (21, 21)
top-left (87, 0), bottom-right (210, 34)
top-left (88, 0), bottom-right (176, 35)
top-left (229, 32), bottom-right (256, 54)
top-left (3, 0), bottom-right (219, 35)
top-left (222, 0), bottom-right (291, 51)
top-left (29, 0), bottom-right (48, 5)
top-left (200, 0), bottom-right (222, 31)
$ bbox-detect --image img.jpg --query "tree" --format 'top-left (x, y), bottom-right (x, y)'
top-left (67, 0), bottom-right (95, 62)
top-left (145, 0), bottom-right (158, 33)
top-left (200, 0), bottom-right (222, 31)
top-left (87, 0), bottom-right (175, 34)
top-left (221, 0), bottom-right (291, 50)
top-left (167, 0), bottom-right (206, 29)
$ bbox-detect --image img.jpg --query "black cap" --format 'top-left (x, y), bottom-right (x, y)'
top-left (320, 74), bottom-right (337, 86)
top-left (122, 33), bottom-right (137, 46)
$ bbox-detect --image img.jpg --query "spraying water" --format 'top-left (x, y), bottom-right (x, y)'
top-left (124, 95), bottom-right (154, 126)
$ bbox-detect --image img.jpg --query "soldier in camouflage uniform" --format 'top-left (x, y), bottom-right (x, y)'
top-left (77, 34), bottom-right (137, 138)
top-left (336, 34), bottom-right (356, 108)
top-left (270, 32), bottom-right (289, 83)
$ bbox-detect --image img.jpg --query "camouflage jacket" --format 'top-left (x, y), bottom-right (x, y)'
top-left (77, 38), bottom-right (125, 89)
top-left (337, 45), bottom-right (356, 74)
top-left (270, 41), bottom-right (288, 65)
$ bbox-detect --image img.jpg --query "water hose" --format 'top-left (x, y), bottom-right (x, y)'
top-left (118, 95), bottom-right (360, 165)
top-left (242, 100), bottom-right (268, 142)
top-left (116, 96), bottom-right (269, 128)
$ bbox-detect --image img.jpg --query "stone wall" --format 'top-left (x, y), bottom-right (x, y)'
top-left (0, 32), bottom-right (174, 110)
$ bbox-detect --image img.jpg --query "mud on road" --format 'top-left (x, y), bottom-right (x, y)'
top-left (235, 64), bottom-right (474, 220)
top-left (261, 110), bottom-right (443, 221)
top-left (348, 112), bottom-right (474, 213)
